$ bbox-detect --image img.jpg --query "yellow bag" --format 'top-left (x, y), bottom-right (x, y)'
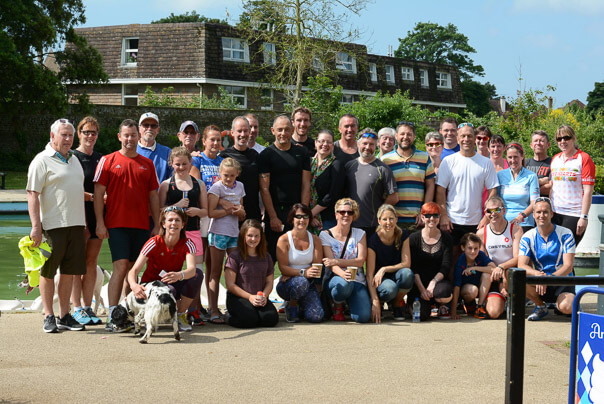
top-left (18, 236), bottom-right (52, 288)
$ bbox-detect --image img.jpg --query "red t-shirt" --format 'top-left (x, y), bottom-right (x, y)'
top-left (139, 235), bottom-right (196, 283)
top-left (93, 151), bottom-right (159, 229)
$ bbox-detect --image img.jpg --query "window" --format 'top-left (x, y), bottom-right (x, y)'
top-left (385, 65), bottom-right (395, 84)
top-left (222, 85), bottom-right (246, 108)
top-left (121, 37), bottom-right (138, 66)
top-left (436, 71), bottom-right (452, 89)
top-left (368, 63), bottom-right (377, 83)
top-left (336, 52), bottom-right (356, 73)
top-left (222, 37), bottom-right (249, 63)
top-left (312, 57), bottom-right (324, 71)
top-left (341, 94), bottom-right (354, 105)
top-left (263, 42), bottom-right (276, 65)
top-left (122, 84), bottom-right (138, 106)
top-left (261, 88), bottom-right (273, 110)
top-left (401, 67), bottom-right (414, 81)
top-left (419, 69), bottom-right (429, 87)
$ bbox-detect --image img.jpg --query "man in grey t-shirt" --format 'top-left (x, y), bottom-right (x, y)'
top-left (344, 130), bottom-right (398, 239)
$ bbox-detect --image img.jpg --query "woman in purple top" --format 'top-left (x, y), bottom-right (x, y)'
top-left (225, 220), bottom-right (278, 328)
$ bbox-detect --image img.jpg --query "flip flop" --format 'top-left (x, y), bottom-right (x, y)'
top-left (209, 314), bottom-right (225, 324)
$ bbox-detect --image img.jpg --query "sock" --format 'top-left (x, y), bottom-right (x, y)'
top-left (83, 306), bottom-right (91, 310)
top-left (109, 305), bottom-right (116, 319)
top-left (74, 306), bottom-right (82, 312)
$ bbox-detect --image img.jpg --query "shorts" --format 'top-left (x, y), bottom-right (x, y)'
top-left (41, 226), bottom-right (86, 278)
top-left (200, 216), bottom-right (211, 238)
top-left (84, 203), bottom-right (98, 240)
top-left (185, 230), bottom-right (204, 257)
top-left (541, 285), bottom-right (575, 303)
top-left (208, 232), bottom-right (238, 251)
top-left (108, 227), bottom-right (150, 262)
top-left (487, 291), bottom-right (506, 302)
top-left (451, 223), bottom-right (478, 246)
top-left (552, 213), bottom-right (583, 245)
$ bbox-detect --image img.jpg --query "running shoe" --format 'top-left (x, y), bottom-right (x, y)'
top-left (437, 305), bottom-right (451, 319)
top-left (527, 306), bottom-right (549, 321)
top-left (474, 306), bottom-right (488, 319)
top-left (57, 313), bottom-right (85, 331)
top-left (333, 306), bottom-right (345, 322)
top-left (463, 300), bottom-right (477, 316)
top-left (73, 308), bottom-right (92, 325)
top-left (178, 313), bottom-right (192, 332)
top-left (285, 305), bottom-right (300, 323)
top-left (393, 307), bottom-right (405, 321)
top-left (105, 320), bottom-right (133, 333)
top-left (43, 314), bottom-right (59, 333)
top-left (187, 309), bottom-right (205, 326)
top-left (84, 307), bottom-right (103, 325)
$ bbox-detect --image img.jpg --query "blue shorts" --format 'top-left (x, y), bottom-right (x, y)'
top-left (208, 232), bottom-right (238, 251)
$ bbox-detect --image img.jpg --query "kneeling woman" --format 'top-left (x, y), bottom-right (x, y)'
top-left (366, 204), bottom-right (414, 323)
top-left (128, 207), bottom-right (204, 332)
top-left (224, 220), bottom-right (278, 328)
top-left (320, 198), bottom-right (370, 323)
top-left (275, 204), bottom-right (324, 323)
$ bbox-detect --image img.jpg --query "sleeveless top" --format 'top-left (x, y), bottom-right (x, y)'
top-left (483, 221), bottom-right (515, 266)
top-left (165, 175), bottom-right (201, 231)
top-left (287, 230), bottom-right (314, 270)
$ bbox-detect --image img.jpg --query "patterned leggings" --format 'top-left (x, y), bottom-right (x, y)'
top-left (276, 276), bottom-right (325, 323)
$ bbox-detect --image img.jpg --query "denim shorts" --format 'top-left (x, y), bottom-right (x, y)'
top-left (208, 232), bottom-right (238, 250)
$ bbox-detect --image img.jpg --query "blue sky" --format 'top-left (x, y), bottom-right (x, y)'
top-left (81, 0), bottom-right (603, 108)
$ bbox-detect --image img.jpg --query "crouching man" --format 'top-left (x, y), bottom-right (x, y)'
top-left (518, 197), bottom-right (576, 321)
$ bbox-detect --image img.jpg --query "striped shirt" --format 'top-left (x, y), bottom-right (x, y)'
top-left (140, 235), bottom-right (196, 283)
top-left (519, 225), bottom-right (575, 275)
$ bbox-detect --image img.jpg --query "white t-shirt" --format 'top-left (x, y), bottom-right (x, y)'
top-left (319, 227), bottom-right (366, 285)
top-left (436, 152), bottom-right (499, 226)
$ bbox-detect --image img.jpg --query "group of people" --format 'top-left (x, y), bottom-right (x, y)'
top-left (27, 107), bottom-right (595, 333)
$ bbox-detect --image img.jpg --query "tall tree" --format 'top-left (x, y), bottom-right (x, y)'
top-left (151, 11), bottom-right (227, 24)
top-left (237, 0), bottom-right (369, 107)
top-left (461, 80), bottom-right (497, 116)
top-left (395, 22), bottom-right (484, 80)
top-left (586, 82), bottom-right (604, 114)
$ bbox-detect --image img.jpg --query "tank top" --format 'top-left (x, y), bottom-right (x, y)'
top-left (165, 175), bottom-right (201, 231)
top-left (287, 230), bottom-right (314, 270)
top-left (483, 221), bottom-right (515, 266)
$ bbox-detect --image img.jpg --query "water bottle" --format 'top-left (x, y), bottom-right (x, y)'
top-left (182, 191), bottom-right (188, 211)
top-left (257, 291), bottom-right (264, 306)
top-left (413, 298), bottom-right (421, 323)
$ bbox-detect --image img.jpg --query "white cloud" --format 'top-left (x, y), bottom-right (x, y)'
top-left (524, 33), bottom-right (557, 49)
top-left (513, 0), bottom-right (604, 15)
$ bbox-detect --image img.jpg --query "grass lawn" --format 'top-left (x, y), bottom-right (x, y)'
top-left (2, 171), bottom-right (27, 190)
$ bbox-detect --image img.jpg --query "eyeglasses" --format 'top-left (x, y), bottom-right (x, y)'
top-left (359, 132), bottom-right (377, 140)
top-left (293, 214), bottom-right (309, 220)
top-left (81, 131), bottom-right (98, 137)
top-left (398, 121), bottom-right (415, 127)
top-left (476, 135), bottom-right (489, 141)
top-left (141, 123), bottom-right (159, 129)
top-left (458, 123), bottom-right (474, 129)
top-left (485, 207), bottom-right (503, 214)
top-left (337, 210), bottom-right (354, 216)
top-left (556, 136), bottom-right (572, 142)
top-left (423, 213), bottom-right (440, 219)
top-left (426, 142), bottom-right (442, 148)
top-left (164, 206), bottom-right (184, 213)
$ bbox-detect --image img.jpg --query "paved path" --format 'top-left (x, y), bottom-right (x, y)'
top-left (0, 189), bottom-right (26, 202)
top-left (2, 301), bottom-right (593, 403)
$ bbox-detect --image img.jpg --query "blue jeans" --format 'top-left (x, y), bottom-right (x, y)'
top-left (377, 267), bottom-right (414, 303)
top-left (328, 276), bottom-right (371, 323)
top-left (276, 276), bottom-right (324, 323)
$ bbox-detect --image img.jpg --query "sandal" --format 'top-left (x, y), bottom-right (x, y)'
top-left (209, 314), bottom-right (225, 324)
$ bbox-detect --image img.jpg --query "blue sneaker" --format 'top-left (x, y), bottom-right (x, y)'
top-left (528, 306), bottom-right (549, 321)
top-left (285, 305), bottom-right (300, 323)
top-left (84, 307), bottom-right (102, 325)
top-left (73, 308), bottom-right (92, 325)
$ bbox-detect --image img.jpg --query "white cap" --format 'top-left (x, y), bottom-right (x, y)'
top-left (139, 112), bottom-right (159, 125)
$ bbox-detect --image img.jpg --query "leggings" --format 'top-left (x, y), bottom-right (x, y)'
top-left (276, 276), bottom-right (325, 323)
top-left (226, 292), bottom-right (279, 328)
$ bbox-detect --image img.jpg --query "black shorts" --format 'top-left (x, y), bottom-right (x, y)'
top-left (107, 227), bottom-right (150, 262)
top-left (451, 223), bottom-right (478, 246)
top-left (84, 203), bottom-right (98, 240)
top-left (552, 213), bottom-right (582, 245)
top-left (41, 226), bottom-right (86, 278)
top-left (541, 285), bottom-right (575, 303)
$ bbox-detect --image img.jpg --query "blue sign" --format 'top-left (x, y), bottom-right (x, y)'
top-left (577, 312), bottom-right (604, 403)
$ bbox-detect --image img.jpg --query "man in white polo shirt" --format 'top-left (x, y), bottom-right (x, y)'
top-left (27, 118), bottom-right (87, 333)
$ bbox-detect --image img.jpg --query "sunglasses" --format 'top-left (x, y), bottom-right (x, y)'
top-left (359, 132), bottom-right (377, 140)
top-left (458, 122), bottom-right (474, 129)
top-left (337, 210), bottom-right (354, 216)
top-left (485, 207), bottom-right (503, 214)
top-left (426, 142), bottom-right (442, 148)
top-left (164, 206), bottom-right (184, 213)
top-left (535, 197), bottom-right (552, 204)
top-left (476, 135), bottom-right (489, 141)
top-left (58, 118), bottom-right (73, 124)
top-left (81, 130), bottom-right (98, 137)
top-left (556, 136), bottom-right (572, 142)
top-left (423, 213), bottom-right (440, 219)
top-left (293, 214), bottom-right (309, 220)
top-left (141, 123), bottom-right (159, 129)
top-left (398, 120), bottom-right (415, 127)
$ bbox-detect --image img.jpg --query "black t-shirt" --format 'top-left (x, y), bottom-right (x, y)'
top-left (333, 141), bottom-right (359, 165)
top-left (408, 230), bottom-right (453, 287)
top-left (257, 143), bottom-right (311, 206)
top-left (313, 159), bottom-right (345, 222)
top-left (368, 231), bottom-right (410, 278)
top-left (526, 157), bottom-right (552, 196)
top-left (73, 149), bottom-right (102, 194)
top-left (219, 147), bottom-right (261, 221)
top-left (292, 136), bottom-right (316, 157)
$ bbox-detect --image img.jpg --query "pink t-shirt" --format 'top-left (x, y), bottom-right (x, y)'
top-left (550, 149), bottom-right (595, 217)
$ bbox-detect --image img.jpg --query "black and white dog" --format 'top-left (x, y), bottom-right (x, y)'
top-left (110, 281), bottom-right (180, 344)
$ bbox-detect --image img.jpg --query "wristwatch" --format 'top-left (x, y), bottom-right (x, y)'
top-left (520, 212), bottom-right (527, 219)
top-left (300, 268), bottom-right (305, 277)
top-left (581, 214), bottom-right (589, 220)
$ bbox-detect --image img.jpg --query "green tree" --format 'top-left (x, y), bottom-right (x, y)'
top-left (395, 22), bottom-right (484, 80)
top-left (237, 0), bottom-right (369, 107)
top-left (151, 11), bottom-right (227, 24)
top-left (586, 82), bottom-right (604, 114)
top-left (461, 80), bottom-right (496, 116)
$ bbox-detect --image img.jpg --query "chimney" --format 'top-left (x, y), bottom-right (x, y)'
top-left (548, 97), bottom-right (553, 110)
top-left (500, 96), bottom-right (506, 114)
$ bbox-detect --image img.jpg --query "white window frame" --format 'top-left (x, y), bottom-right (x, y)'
top-left (368, 63), bottom-right (377, 83)
top-left (436, 71), bottom-right (452, 89)
top-left (222, 37), bottom-right (250, 63)
top-left (222, 85), bottom-right (247, 108)
top-left (336, 52), bottom-right (357, 73)
top-left (401, 66), bottom-right (414, 82)
top-left (419, 69), bottom-right (429, 87)
top-left (263, 42), bottom-right (276, 65)
top-left (385, 65), bottom-right (395, 84)
top-left (341, 94), bottom-right (354, 105)
top-left (122, 84), bottom-right (138, 105)
top-left (261, 88), bottom-right (273, 110)
top-left (121, 37), bottom-right (138, 67)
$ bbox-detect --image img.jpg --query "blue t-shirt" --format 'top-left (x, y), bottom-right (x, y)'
top-left (454, 250), bottom-right (492, 287)
top-left (137, 142), bottom-right (173, 184)
top-left (194, 153), bottom-right (223, 191)
top-left (519, 225), bottom-right (575, 275)
top-left (440, 144), bottom-right (460, 160)
top-left (497, 167), bottom-right (540, 226)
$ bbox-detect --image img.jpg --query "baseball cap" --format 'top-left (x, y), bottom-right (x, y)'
top-left (179, 120), bottom-right (199, 133)
top-left (139, 112), bottom-right (159, 125)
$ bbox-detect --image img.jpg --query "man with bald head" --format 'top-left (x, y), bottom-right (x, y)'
top-left (258, 115), bottom-right (311, 259)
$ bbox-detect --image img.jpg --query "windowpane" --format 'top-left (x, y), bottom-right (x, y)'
top-left (369, 63), bottom-right (377, 82)
top-left (122, 37), bottom-right (138, 66)
top-left (385, 65), bottom-right (395, 84)
top-left (402, 67), bottom-right (414, 81)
